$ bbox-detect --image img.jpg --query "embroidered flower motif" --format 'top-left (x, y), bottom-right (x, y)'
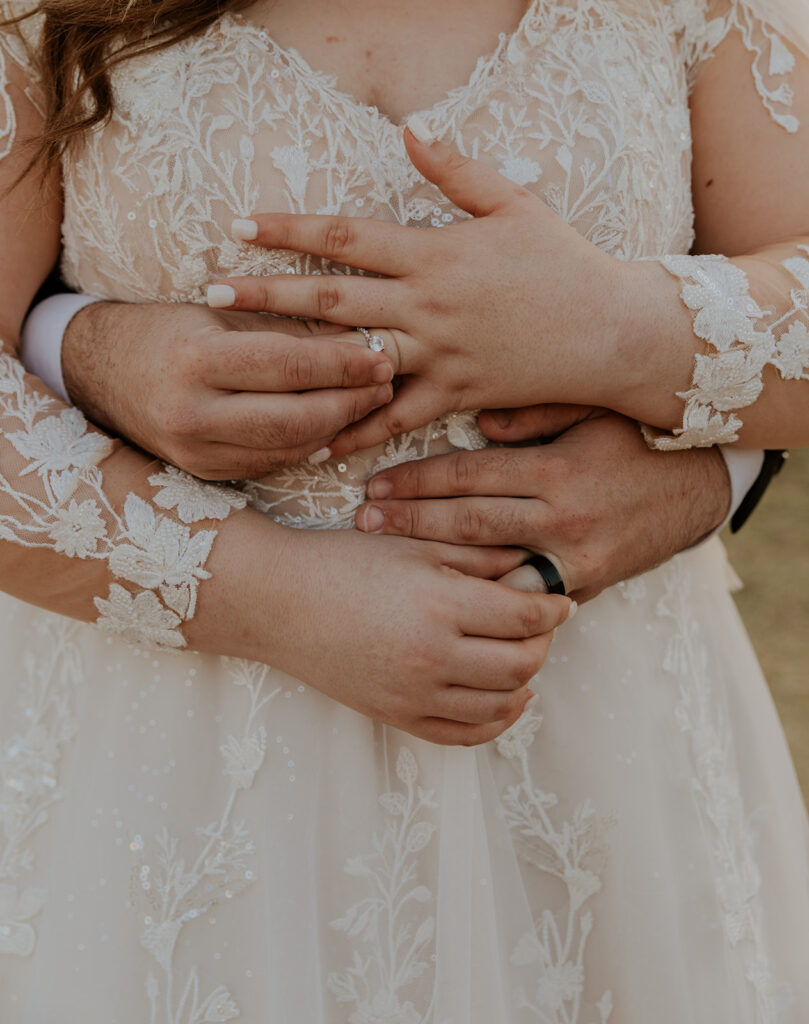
top-left (773, 320), bottom-right (809, 379)
top-left (7, 407), bottom-right (113, 477)
top-left (495, 708), bottom-right (542, 759)
top-left (149, 465), bottom-right (247, 523)
top-left (671, 257), bottom-right (763, 353)
top-left (537, 961), bottom-right (585, 1011)
top-left (141, 919), bottom-right (183, 971)
top-left (220, 729), bottom-right (267, 790)
top-left (0, 884), bottom-right (48, 958)
top-left (47, 499), bottom-right (106, 557)
top-left (109, 495), bottom-right (216, 591)
top-left (95, 584), bottom-right (185, 649)
top-left (500, 154), bottom-right (543, 185)
top-left (651, 256), bottom-right (809, 450)
top-left (272, 144), bottom-right (312, 206)
top-left (349, 992), bottom-right (421, 1024)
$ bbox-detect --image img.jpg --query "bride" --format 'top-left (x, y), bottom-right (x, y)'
top-left (1, 0), bottom-right (808, 1021)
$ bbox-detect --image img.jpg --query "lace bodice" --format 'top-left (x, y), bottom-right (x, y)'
top-left (59, 0), bottom-right (701, 530)
top-left (1, 0), bottom-right (807, 644)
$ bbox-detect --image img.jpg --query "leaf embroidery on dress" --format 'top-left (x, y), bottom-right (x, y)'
top-left (328, 746), bottom-right (439, 1024)
top-left (495, 711), bottom-right (613, 1023)
top-left (131, 659), bottom-right (279, 1024)
top-left (0, 616), bottom-right (82, 958)
top-left (657, 558), bottom-right (795, 1021)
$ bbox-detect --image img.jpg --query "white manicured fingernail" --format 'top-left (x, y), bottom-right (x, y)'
top-left (567, 600), bottom-right (578, 621)
top-left (405, 114), bottom-right (435, 145)
top-left (231, 218), bottom-right (259, 241)
top-left (206, 285), bottom-right (237, 308)
top-left (308, 447), bottom-right (332, 466)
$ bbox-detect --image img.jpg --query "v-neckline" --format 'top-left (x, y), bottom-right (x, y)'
top-left (223, 1), bottom-right (540, 132)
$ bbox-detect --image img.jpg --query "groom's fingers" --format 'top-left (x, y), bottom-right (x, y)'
top-left (366, 448), bottom-right (540, 500)
top-left (229, 213), bottom-right (425, 276)
top-left (356, 496), bottom-right (544, 548)
top-left (208, 385), bottom-right (393, 449)
top-left (203, 333), bottom-right (394, 391)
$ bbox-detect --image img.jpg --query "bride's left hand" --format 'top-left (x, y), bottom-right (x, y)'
top-left (209, 128), bottom-right (630, 455)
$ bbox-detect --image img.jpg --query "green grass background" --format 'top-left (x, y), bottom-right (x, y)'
top-left (722, 447), bottom-right (809, 807)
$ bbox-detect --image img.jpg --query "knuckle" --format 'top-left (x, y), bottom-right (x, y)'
top-left (450, 457), bottom-right (477, 493)
top-left (557, 507), bottom-right (595, 546)
top-left (281, 347), bottom-right (316, 388)
top-left (159, 400), bottom-right (204, 441)
top-left (514, 652), bottom-right (540, 686)
top-left (316, 282), bottom-right (342, 317)
top-left (457, 504), bottom-right (486, 544)
top-left (519, 600), bottom-right (544, 637)
top-left (382, 410), bottom-right (407, 438)
top-left (344, 391), bottom-right (367, 424)
top-left (174, 334), bottom-right (206, 381)
top-left (322, 220), bottom-right (356, 261)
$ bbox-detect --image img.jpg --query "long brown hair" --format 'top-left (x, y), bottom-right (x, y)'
top-left (6, 0), bottom-right (253, 174)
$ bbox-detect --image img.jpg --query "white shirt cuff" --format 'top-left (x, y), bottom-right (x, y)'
top-left (716, 446), bottom-right (766, 535)
top-left (20, 293), bottom-right (103, 403)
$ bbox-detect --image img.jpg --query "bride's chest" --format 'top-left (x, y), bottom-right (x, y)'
top-left (61, 0), bottom-right (696, 303)
top-left (237, 0), bottom-right (530, 125)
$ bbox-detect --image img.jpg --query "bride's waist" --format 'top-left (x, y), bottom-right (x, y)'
top-left (241, 413), bottom-right (488, 530)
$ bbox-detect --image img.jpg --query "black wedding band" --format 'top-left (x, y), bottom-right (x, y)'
top-left (523, 554), bottom-right (567, 596)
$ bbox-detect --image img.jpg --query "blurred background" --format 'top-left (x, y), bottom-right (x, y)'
top-left (722, 447), bottom-right (809, 807)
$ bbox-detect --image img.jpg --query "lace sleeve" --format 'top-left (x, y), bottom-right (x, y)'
top-left (642, 246), bottom-right (809, 450)
top-left (680, 0), bottom-right (803, 132)
top-left (0, 14), bottom-right (246, 649)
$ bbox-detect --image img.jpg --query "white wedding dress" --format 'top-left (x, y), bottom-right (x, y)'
top-left (1, 1), bottom-right (809, 1021)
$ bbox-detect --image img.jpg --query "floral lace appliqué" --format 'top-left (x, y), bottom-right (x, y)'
top-left (645, 255), bottom-right (809, 449)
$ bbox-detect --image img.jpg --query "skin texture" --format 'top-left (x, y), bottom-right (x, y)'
top-left (355, 407), bottom-right (730, 601)
top-left (62, 302), bottom-right (393, 479)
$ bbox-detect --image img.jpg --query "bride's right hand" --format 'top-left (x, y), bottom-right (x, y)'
top-left (61, 300), bottom-right (393, 480)
top-left (262, 528), bottom-right (575, 746)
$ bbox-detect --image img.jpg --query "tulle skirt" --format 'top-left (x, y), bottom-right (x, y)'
top-left (2, 537), bottom-right (808, 1023)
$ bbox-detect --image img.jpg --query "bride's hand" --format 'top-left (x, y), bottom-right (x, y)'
top-left (208, 128), bottom-right (628, 455)
top-left (264, 528), bottom-right (574, 747)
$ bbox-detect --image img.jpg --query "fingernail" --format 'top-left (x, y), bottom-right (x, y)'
top-left (207, 284), bottom-right (237, 308)
top-left (308, 447), bottom-right (331, 466)
top-left (405, 114), bottom-right (436, 145)
top-left (358, 505), bottom-right (385, 533)
top-left (367, 477), bottom-right (393, 500)
top-left (567, 600), bottom-right (578, 621)
top-left (525, 693), bottom-right (540, 710)
top-left (371, 362), bottom-right (394, 384)
top-left (231, 218), bottom-right (259, 241)
top-left (372, 385), bottom-right (393, 406)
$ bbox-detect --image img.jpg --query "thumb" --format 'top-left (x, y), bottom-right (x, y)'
top-left (404, 117), bottom-right (527, 218)
top-left (478, 404), bottom-right (598, 442)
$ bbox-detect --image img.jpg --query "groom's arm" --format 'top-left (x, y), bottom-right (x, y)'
top-left (21, 294), bottom-right (394, 478)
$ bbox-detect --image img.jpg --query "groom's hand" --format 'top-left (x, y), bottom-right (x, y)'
top-left (62, 301), bottom-right (393, 480)
top-left (355, 408), bottom-right (731, 602)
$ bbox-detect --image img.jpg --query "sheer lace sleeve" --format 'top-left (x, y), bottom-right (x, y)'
top-left (642, 245), bottom-right (809, 450)
top-left (640, 0), bottom-right (809, 451)
top-left (680, 0), bottom-right (804, 131)
top-left (0, 12), bottom-right (246, 649)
